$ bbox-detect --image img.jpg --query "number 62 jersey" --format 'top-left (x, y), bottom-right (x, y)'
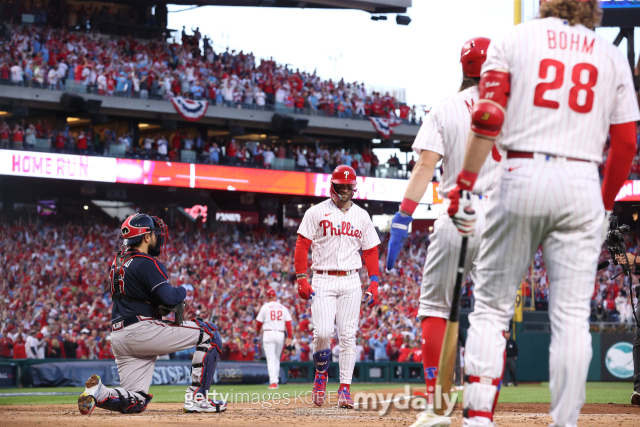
top-left (256, 300), bottom-right (292, 332)
top-left (486, 16), bottom-right (640, 161)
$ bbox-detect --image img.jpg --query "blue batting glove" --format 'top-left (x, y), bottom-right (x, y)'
top-left (386, 212), bottom-right (413, 271)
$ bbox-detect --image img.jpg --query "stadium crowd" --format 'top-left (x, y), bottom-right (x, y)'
top-left (0, 23), bottom-right (419, 123)
top-left (0, 215), bottom-right (637, 362)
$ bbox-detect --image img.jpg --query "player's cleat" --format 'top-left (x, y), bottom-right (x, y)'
top-left (269, 383), bottom-right (279, 389)
top-left (312, 371), bottom-right (328, 406)
top-left (408, 407), bottom-right (452, 427)
top-left (183, 398), bottom-right (228, 413)
top-left (338, 386), bottom-right (354, 409)
top-left (631, 390), bottom-right (640, 406)
top-left (78, 374), bottom-right (103, 415)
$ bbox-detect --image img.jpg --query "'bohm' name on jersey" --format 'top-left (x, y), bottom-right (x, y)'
top-left (547, 30), bottom-right (594, 54)
top-left (319, 220), bottom-right (363, 238)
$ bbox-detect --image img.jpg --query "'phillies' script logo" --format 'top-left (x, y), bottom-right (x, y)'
top-left (319, 220), bottom-right (362, 238)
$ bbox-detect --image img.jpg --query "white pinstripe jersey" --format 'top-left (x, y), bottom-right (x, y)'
top-left (297, 199), bottom-right (381, 271)
top-left (483, 17), bottom-right (640, 162)
top-left (412, 86), bottom-right (503, 197)
top-left (256, 301), bottom-right (292, 331)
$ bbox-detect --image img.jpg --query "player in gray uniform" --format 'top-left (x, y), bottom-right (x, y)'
top-left (77, 213), bottom-right (227, 415)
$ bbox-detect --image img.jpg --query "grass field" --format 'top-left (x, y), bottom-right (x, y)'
top-left (0, 381), bottom-right (634, 406)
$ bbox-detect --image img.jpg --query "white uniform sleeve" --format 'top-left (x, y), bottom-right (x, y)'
top-left (283, 307), bottom-right (292, 322)
top-left (361, 216), bottom-right (381, 250)
top-left (610, 51), bottom-right (640, 125)
top-left (480, 35), bottom-right (510, 74)
top-left (297, 207), bottom-right (317, 240)
top-left (256, 305), bottom-right (266, 323)
top-left (412, 107), bottom-right (444, 157)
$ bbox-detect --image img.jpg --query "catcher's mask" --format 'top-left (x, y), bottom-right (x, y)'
top-left (121, 213), bottom-right (170, 257)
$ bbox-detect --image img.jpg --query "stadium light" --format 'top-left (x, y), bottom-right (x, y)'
top-left (396, 15), bottom-right (411, 26)
top-left (67, 117), bottom-right (81, 123)
top-left (139, 123), bottom-right (150, 128)
top-left (84, 205), bottom-right (89, 210)
top-left (0, 111), bottom-right (9, 116)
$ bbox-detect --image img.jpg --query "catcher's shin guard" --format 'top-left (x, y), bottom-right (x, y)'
top-left (96, 389), bottom-right (153, 414)
top-left (190, 318), bottom-right (223, 397)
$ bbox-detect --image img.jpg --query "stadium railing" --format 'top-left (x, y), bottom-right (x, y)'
top-left (0, 79), bottom-right (420, 125)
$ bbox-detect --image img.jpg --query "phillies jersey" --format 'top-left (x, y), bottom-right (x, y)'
top-left (413, 85), bottom-right (503, 197)
top-left (256, 301), bottom-right (292, 331)
top-left (483, 17), bottom-right (640, 161)
top-left (297, 199), bottom-right (380, 271)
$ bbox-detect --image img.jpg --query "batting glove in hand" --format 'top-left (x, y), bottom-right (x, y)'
top-left (447, 186), bottom-right (476, 236)
top-left (364, 280), bottom-right (379, 308)
top-left (297, 278), bottom-right (315, 300)
top-left (386, 212), bottom-right (413, 271)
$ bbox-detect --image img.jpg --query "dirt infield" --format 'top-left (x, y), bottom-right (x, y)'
top-left (2, 400), bottom-right (639, 426)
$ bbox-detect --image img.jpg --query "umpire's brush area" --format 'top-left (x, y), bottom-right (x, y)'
top-left (0, 382), bottom-right (634, 406)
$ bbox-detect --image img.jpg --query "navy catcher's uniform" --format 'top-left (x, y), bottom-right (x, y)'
top-left (77, 214), bottom-right (226, 415)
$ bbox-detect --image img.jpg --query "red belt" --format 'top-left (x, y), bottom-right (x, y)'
top-left (507, 150), bottom-right (589, 163)
top-left (316, 270), bottom-right (358, 276)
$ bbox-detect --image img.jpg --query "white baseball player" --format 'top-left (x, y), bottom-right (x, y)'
top-left (294, 165), bottom-right (381, 408)
top-left (255, 287), bottom-right (293, 389)
top-left (447, 1), bottom-right (640, 426)
top-left (385, 37), bottom-right (503, 427)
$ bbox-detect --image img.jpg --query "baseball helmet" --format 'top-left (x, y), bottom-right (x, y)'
top-left (266, 288), bottom-right (276, 298)
top-left (460, 37), bottom-right (491, 78)
top-left (121, 213), bottom-right (169, 257)
top-left (330, 165), bottom-right (357, 203)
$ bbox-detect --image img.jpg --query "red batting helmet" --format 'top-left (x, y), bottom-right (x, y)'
top-left (266, 288), bottom-right (276, 298)
top-left (460, 37), bottom-right (491, 78)
top-left (330, 165), bottom-right (357, 203)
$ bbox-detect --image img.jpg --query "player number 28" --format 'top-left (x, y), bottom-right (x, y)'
top-left (533, 59), bottom-right (598, 113)
top-left (270, 310), bottom-right (282, 320)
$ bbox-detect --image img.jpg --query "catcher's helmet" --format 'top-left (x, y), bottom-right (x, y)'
top-left (121, 213), bottom-right (169, 256)
top-left (330, 165), bottom-right (357, 203)
top-left (460, 37), bottom-right (491, 78)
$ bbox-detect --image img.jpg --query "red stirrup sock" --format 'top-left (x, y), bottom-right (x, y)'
top-left (420, 317), bottom-right (447, 404)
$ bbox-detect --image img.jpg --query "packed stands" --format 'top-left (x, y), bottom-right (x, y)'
top-left (1, 216), bottom-right (636, 362)
top-left (0, 24), bottom-right (420, 123)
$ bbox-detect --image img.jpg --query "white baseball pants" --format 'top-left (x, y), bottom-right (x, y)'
top-left (464, 156), bottom-right (603, 427)
top-left (418, 197), bottom-right (489, 320)
top-left (311, 273), bottom-right (362, 384)
top-left (263, 330), bottom-right (285, 385)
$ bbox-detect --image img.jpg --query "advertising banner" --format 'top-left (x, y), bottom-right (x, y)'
top-left (24, 360), bottom-right (284, 387)
top-left (0, 151), bottom-right (442, 204)
top-left (600, 333), bottom-right (634, 382)
top-left (615, 180), bottom-right (640, 202)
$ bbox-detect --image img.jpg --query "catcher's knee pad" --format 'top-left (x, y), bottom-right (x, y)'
top-left (191, 340), bottom-right (221, 396)
top-left (193, 317), bottom-right (222, 349)
top-left (313, 349), bottom-right (331, 373)
top-left (97, 389), bottom-right (153, 414)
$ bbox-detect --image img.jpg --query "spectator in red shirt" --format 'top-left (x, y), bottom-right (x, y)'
top-left (0, 334), bottom-right (13, 358)
top-left (13, 336), bottom-right (27, 359)
top-left (12, 124), bottom-right (24, 150)
top-left (76, 130), bottom-right (87, 152)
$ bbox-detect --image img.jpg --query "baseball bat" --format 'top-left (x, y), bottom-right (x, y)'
top-left (433, 236), bottom-right (468, 416)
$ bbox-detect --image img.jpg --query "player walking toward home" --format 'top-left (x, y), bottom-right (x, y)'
top-left (295, 165), bottom-right (381, 408)
top-left (447, 1), bottom-right (640, 426)
top-left (256, 287), bottom-right (293, 389)
top-left (386, 37), bottom-right (502, 427)
top-left (77, 214), bottom-right (227, 415)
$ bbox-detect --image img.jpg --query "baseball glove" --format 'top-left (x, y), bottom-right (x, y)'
top-left (158, 300), bottom-right (186, 325)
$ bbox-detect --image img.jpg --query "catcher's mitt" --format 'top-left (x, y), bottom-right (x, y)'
top-left (158, 300), bottom-right (186, 325)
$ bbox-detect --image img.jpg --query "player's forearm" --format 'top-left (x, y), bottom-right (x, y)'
top-left (294, 234), bottom-right (311, 274)
top-left (362, 246), bottom-right (381, 278)
top-left (462, 133), bottom-right (495, 175)
top-left (601, 122), bottom-right (637, 210)
top-left (402, 150), bottom-right (442, 209)
top-left (285, 320), bottom-right (292, 337)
